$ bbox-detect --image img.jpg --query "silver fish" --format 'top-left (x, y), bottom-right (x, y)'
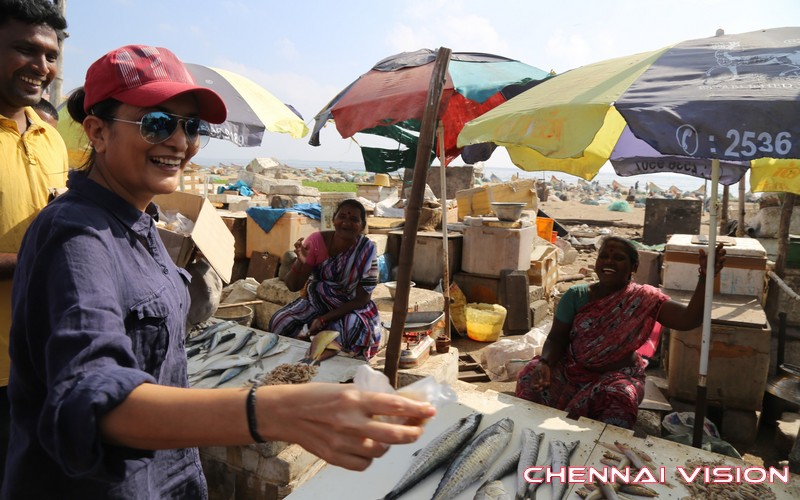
top-left (249, 332), bottom-right (280, 358)
top-left (474, 447), bottom-right (521, 499)
top-left (516, 429), bottom-right (544, 500)
top-left (214, 364), bottom-right (248, 387)
top-left (188, 320), bottom-right (238, 344)
top-left (474, 480), bottom-right (511, 500)
top-left (382, 412), bottom-right (483, 500)
top-left (523, 449), bottom-right (549, 500)
top-left (220, 329), bottom-right (254, 357)
top-left (209, 330), bottom-right (237, 354)
top-left (431, 417), bottom-right (515, 500)
top-left (550, 440), bottom-right (579, 500)
top-left (198, 354), bottom-right (254, 372)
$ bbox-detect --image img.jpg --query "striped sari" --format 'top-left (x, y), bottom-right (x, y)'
top-left (516, 282), bottom-right (668, 428)
top-left (268, 234), bottom-right (381, 359)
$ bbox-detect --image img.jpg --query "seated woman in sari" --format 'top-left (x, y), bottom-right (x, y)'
top-left (516, 236), bottom-right (725, 429)
top-left (268, 199), bottom-right (381, 360)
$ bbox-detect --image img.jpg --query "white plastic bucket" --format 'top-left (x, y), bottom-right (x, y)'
top-left (320, 192), bottom-right (357, 231)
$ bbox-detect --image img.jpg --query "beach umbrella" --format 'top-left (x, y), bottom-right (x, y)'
top-left (57, 64), bottom-right (308, 168)
top-left (309, 49), bottom-right (550, 381)
top-left (184, 64), bottom-right (308, 146)
top-left (459, 26), bottom-right (800, 447)
top-left (309, 49), bottom-right (551, 172)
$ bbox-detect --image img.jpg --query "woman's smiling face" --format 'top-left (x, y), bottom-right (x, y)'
top-left (595, 240), bottom-right (637, 286)
top-left (85, 93), bottom-right (201, 210)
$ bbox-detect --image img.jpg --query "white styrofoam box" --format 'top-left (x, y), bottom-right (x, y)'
top-left (462, 222), bottom-right (535, 277)
top-left (662, 234), bottom-right (767, 298)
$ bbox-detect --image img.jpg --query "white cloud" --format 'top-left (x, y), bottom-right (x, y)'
top-left (275, 38), bottom-right (299, 60)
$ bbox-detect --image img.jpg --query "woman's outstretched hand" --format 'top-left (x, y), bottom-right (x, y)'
top-left (258, 384), bottom-right (436, 471)
top-left (698, 242), bottom-right (726, 278)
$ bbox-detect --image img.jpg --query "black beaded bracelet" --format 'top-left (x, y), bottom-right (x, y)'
top-left (246, 384), bottom-right (266, 443)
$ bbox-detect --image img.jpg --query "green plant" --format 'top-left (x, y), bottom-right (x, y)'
top-left (302, 181), bottom-right (358, 192)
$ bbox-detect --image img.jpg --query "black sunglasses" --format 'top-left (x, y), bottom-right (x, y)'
top-left (108, 111), bottom-right (211, 148)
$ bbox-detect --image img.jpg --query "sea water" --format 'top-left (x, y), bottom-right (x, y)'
top-left (197, 157), bottom-right (747, 195)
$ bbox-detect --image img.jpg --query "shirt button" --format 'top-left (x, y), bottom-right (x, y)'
top-left (162, 266), bottom-right (168, 274)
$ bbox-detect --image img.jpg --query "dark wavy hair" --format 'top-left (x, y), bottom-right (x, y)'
top-left (0, 0), bottom-right (68, 41)
top-left (599, 235), bottom-right (640, 268)
top-left (65, 87), bottom-right (122, 171)
top-left (334, 198), bottom-right (367, 228)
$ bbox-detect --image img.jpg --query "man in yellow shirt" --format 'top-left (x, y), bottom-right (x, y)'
top-left (0, 0), bottom-right (68, 482)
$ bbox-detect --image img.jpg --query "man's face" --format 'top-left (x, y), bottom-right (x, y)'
top-left (0, 19), bottom-right (59, 116)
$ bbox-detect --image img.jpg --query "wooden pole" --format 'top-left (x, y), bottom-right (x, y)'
top-left (765, 194), bottom-right (796, 325)
top-left (719, 184), bottom-right (729, 232)
top-left (51, 0), bottom-right (67, 106)
top-left (736, 178), bottom-right (746, 237)
top-left (436, 124), bottom-right (451, 352)
top-left (384, 48), bottom-right (451, 386)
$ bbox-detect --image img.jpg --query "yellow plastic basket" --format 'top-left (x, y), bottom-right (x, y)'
top-left (465, 303), bottom-right (507, 342)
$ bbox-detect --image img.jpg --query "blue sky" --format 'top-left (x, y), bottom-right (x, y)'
top-left (59, 0), bottom-right (800, 169)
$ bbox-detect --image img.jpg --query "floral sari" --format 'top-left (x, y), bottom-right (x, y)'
top-left (268, 234), bottom-right (381, 359)
top-left (516, 282), bottom-right (668, 428)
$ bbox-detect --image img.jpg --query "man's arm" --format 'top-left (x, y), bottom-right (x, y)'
top-left (0, 253), bottom-right (17, 280)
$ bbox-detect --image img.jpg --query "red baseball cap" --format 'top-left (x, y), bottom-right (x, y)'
top-left (83, 45), bottom-right (227, 124)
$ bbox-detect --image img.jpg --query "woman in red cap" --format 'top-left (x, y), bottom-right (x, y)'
top-left (3, 45), bottom-right (434, 499)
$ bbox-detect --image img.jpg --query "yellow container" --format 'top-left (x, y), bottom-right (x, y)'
top-left (465, 303), bottom-right (507, 342)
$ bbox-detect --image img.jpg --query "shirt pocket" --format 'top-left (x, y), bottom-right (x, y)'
top-left (126, 288), bottom-right (172, 379)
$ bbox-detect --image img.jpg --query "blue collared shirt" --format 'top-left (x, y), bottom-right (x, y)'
top-left (3, 171), bottom-right (207, 499)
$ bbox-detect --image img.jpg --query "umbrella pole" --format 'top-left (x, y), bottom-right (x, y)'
top-left (384, 47), bottom-right (452, 386)
top-left (436, 123), bottom-right (451, 352)
top-left (692, 158), bottom-right (720, 448)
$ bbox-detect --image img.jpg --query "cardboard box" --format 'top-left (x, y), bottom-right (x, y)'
top-left (246, 211), bottom-right (320, 259)
top-left (528, 245), bottom-right (559, 296)
top-left (663, 234), bottom-right (767, 299)
top-left (154, 191), bottom-right (235, 283)
top-left (456, 179), bottom-right (538, 220)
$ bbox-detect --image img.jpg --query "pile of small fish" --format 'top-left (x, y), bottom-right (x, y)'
top-left (677, 459), bottom-right (776, 500)
top-left (381, 412), bottom-right (579, 500)
top-left (185, 320), bottom-right (290, 387)
top-left (575, 441), bottom-right (664, 499)
top-left (256, 363), bottom-right (318, 386)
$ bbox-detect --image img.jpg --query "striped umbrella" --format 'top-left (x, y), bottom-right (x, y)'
top-left (57, 64), bottom-right (308, 167)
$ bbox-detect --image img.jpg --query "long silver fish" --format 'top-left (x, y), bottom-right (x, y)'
top-left (198, 354), bottom-right (254, 372)
top-left (220, 329), bottom-right (254, 357)
top-left (214, 364), bottom-right (248, 387)
top-left (474, 480), bottom-right (511, 500)
top-left (431, 417), bottom-right (515, 500)
top-left (188, 320), bottom-right (238, 344)
top-left (249, 332), bottom-right (280, 358)
top-left (516, 429), bottom-right (544, 500)
top-left (474, 446), bottom-right (520, 499)
top-left (208, 329), bottom-right (237, 354)
top-left (382, 412), bottom-right (483, 500)
top-left (524, 449), bottom-right (548, 500)
top-left (550, 440), bottom-right (579, 500)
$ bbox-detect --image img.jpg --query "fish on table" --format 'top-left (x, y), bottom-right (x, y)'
top-left (382, 412), bottom-right (483, 500)
top-left (473, 446), bottom-right (520, 499)
top-left (431, 417), bottom-right (515, 500)
top-left (549, 439), bottom-right (579, 500)
top-left (516, 428), bottom-right (544, 500)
